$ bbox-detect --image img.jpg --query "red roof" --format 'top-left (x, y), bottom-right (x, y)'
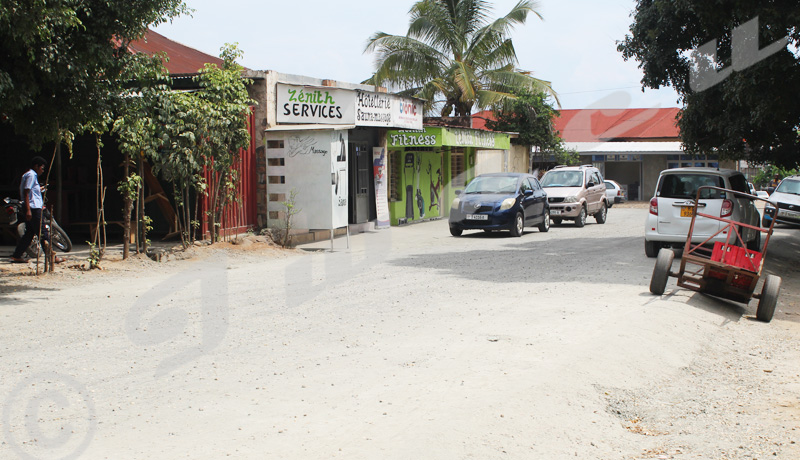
top-left (128, 29), bottom-right (225, 75)
top-left (473, 107), bottom-right (680, 141)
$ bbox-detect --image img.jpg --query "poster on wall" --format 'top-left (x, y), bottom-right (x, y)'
top-left (330, 131), bottom-right (349, 228)
top-left (372, 147), bottom-right (390, 228)
top-left (284, 130), bottom-right (349, 229)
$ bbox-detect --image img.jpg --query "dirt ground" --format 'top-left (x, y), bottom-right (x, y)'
top-left (1, 206), bottom-right (799, 459)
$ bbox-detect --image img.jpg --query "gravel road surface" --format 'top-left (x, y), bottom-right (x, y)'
top-left (1, 205), bottom-right (798, 459)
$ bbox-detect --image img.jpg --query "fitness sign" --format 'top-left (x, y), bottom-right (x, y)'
top-left (277, 83), bottom-right (422, 129)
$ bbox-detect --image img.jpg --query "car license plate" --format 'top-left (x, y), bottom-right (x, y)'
top-left (778, 209), bottom-right (800, 218)
top-left (466, 214), bottom-right (488, 220)
top-left (680, 206), bottom-right (695, 217)
top-left (550, 209), bottom-right (561, 216)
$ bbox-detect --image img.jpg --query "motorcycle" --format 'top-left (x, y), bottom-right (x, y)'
top-left (2, 197), bottom-right (72, 258)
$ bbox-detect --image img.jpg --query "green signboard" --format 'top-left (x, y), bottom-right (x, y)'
top-left (387, 127), bottom-right (510, 150)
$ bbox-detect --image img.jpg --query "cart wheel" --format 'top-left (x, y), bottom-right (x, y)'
top-left (649, 248), bottom-right (674, 295)
top-left (756, 274), bottom-right (781, 323)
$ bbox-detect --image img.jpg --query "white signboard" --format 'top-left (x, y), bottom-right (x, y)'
top-left (284, 130), bottom-right (349, 229)
top-left (278, 83), bottom-right (422, 129)
top-left (393, 97), bottom-right (424, 129)
top-left (355, 91), bottom-right (423, 130)
top-left (277, 83), bottom-right (355, 124)
top-left (356, 90), bottom-right (393, 126)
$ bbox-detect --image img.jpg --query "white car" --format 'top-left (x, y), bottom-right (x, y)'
top-left (762, 175), bottom-right (800, 227)
top-left (644, 168), bottom-right (761, 257)
top-left (604, 180), bottom-right (625, 207)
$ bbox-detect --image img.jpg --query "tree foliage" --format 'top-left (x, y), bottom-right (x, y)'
top-left (485, 90), bottom-right (560, 148)
top-left (485, 89), bottom-right (576, 169)
top-left (364, 0), bottom-right (557, 117)
top-left (618, 0), bottom-right (800, 168)
top-left (113, 44), bottom-right (254, 247)
top-left (0, 0), bottom-right (187, 147)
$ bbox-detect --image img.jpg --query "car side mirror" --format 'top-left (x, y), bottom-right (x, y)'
top-left (523, 189), bottom-right (533, 196)
top-left (455, 189), bottom-right (462, 196)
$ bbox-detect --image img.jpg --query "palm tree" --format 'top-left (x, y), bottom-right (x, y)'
top-left (364, 0), bottom-right (557, 117)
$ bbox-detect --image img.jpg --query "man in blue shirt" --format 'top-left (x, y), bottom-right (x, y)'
top-left (11, 156), bottom-right (62, 263)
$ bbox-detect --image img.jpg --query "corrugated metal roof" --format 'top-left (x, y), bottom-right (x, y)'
top-left (128, 29), bottom-right (226, 74)
top-left (472, 107), bottom-right (681, 142)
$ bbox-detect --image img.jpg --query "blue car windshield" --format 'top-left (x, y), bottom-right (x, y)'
top-left (541, 171), bottom-right (583, 187)
top-left (464, 176), bottom-right (519, 194)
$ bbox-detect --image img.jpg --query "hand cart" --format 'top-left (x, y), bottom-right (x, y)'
top-left (649, 186), bottom-right (782, 322)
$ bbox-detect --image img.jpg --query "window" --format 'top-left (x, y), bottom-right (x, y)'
top-left (658, 173), bottom-right (724, 199)
top-left (728, 174), bottom-right (750, 194)
top-left (520, 179), bottom-right (532, 193)
top-left (389, 151), bottom-right (401, 201)
top-left (451, 149), bottom-right (465, 186)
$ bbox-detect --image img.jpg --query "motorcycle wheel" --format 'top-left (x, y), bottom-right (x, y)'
top-left (50, 221), bottom-right (72, 252)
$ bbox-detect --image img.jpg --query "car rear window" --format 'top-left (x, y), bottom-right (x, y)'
top-left (658, 173), bottom-right (725, 199)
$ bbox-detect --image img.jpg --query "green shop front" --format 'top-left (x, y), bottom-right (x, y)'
top-left (385, 127), bottom-right (511, 225)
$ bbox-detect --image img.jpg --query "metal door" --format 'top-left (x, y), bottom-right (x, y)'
top-left (348, 142), bottom-right (371, 224)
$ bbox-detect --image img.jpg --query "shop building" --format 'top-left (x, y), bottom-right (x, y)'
top-left (242, 71), bottom-right (425, 238)
top-left (385, 126), bottom-right (511, 225)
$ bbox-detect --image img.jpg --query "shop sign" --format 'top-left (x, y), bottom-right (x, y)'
top-left (387, 127), bottom-right (510, 149)
top-left (388, 129), bottom-right (441, 147)
top-left (446, 128), bottom-right (499, 148)
top-left (349, 90), bottom-right (424, 129)
top-left (277, 83), bottom-right (355, 124)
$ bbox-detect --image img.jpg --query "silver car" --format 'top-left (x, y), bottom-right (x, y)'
top-left (763, 175), bottom-right (800, 227)
top-left (644, 168), bottom-right (761, 257)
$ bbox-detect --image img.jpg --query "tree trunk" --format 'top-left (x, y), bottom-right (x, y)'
top-left (122, 153), bottom-right (131, 260)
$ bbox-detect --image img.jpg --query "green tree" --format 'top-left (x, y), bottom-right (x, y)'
top-left (618, 1), bottom-right (800, 168)
top-left (0, 0), bottom-right (187, 147)
top-left (189, 44), bottom-right (254, 243)
top-left (364, 0), bottom-right (557, 117)
top-left (485, 90), bottom-right (561, 148)
top-left (485, 89), bottom-right (574, 170)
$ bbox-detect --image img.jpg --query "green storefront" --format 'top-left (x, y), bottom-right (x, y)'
top-left (385, 126), bottom-right (511, 225)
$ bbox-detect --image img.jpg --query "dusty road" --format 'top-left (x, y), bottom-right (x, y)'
top-left (1, 206), bottom-right (799, 459)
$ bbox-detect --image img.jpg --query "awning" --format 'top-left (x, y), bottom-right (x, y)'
top-left (265, 124), bottom-right (356, 132)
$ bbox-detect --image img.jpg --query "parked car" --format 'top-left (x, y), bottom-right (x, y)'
top-left (604, 179), bottom-right (626, 207)
top-left (540, 165), bottom-right (608, 227)
top-left (449, 173), bottom-right (549, 237)
top-left (762, 175), bottom-right (800, 228)
top-left (644, 167), bottom-right (761, 257)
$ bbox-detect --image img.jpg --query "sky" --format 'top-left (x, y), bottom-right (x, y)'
top-left (153, 0), bottom-right (683, 111)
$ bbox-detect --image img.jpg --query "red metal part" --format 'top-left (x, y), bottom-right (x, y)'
top-left (200, 107), bottom-right (257, 239)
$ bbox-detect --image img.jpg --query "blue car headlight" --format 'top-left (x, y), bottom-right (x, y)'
top-left (499, 198), bottom-right (516, 211)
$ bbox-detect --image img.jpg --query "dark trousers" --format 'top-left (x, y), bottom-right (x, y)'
top-left (12, 208), bottom-right (49, 258)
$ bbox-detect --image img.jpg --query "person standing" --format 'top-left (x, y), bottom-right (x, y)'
top-left (10, 156), bottom-right (62, 263)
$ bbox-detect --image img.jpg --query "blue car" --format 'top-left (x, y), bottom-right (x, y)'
top-left (449, 173), bottom-right (549, 237)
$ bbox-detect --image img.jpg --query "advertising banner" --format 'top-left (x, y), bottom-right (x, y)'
top-left (277, 83), bottom-right (355, 125)
top-left (355, 90), bottom-right (423, 130)
top-left (284, 130), bottom-right (349, 229)
top-left (372, 147), bottom-right (390, 228)
top-left (387, 127), bottom-right (511, 149)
